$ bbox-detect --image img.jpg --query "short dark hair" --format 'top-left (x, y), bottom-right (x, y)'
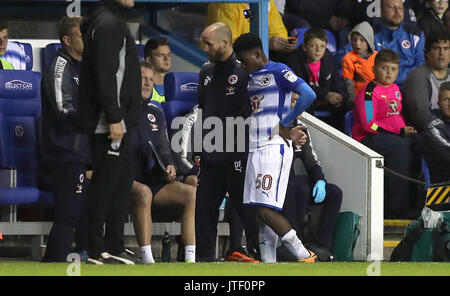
top-left (144, 37), bottom-right (169, 59)
top-left (439, 81), bottom-right (450, 95)
top-left (233, 32), bottom-right (262, 55)
top-left (425, 30), bottom-right (450, 53)
top-left (374, 48), bottom-right (400, 65)
top-left (57, 16), bottom-right (82, 44)
top-left (0, 19), bottom-right (7, 31)
top-left (303, 28), bottom-right (327, 46)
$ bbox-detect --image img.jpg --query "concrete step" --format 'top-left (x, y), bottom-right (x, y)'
top-left (383, 219), bottom-right (413, 261)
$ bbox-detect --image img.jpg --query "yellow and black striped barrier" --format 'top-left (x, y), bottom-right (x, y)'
top-left (426, 186), bottom-right (450, 207)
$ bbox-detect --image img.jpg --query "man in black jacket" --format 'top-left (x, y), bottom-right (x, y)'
top-left (422, 81), bottom-right (450, 184)
top-left (130, 61), bottom-right (197, 264)
top-left (195, 22), bottom-right (259, 262)
top-left (40, 16), bottom-right (90, 262)
top-left (78, 0), bottom-right (141, 264)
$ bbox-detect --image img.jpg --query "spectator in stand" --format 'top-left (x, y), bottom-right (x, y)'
top-left (443, 8), bottom-right (450, 32)
top-left (0, 19), bottom-right (30, 70)
top-left (418, 0), bottom-right (448, 38)
top-left (143, 37), bottom-right (172, 103)
top-left (403, 30), bottom-right (450, 132)
top-left (335, 0), bottom-right (423, 68)
top-left (342, 21), bottom-right (378, 102)
top-left (0, 20), bottom-right (13, 69)
top-left (130, 61), bottom-right (197, 264)
top-left (206, 0), bottom-right (296, 62)
top-left (285, 28), bottom-right (350, 131)
top-left (373, 0), bottom-right (425, 87)
top-left (352, 49), bottom-right (420, 219)
top-left (422, 81), bottom-right (450, 184)
top-left (79, 0), bottom-right (142, 265)
top-left (40, 16), bottom-right (90, 262)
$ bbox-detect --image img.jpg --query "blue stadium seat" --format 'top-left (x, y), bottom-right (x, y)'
top-left (43, 43), bottom-right (62, 73)
top-left (421, 157), bottom-right (431, 189)
top-left (0, 70), bottom-right (53, 214)
top-left (136, 44), bottom-right (145, 61)
top-left (164, 72), bottom-right (199, 103)
top-left (162, 100), bottom-right (197, 129)
top-left (344, 110), bottom-right (354, 137)
top-left (290, 27), bottom-right (337, 54)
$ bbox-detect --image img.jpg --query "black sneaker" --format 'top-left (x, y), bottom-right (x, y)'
top-left (87, 252), bottom-right (136, 265)
top-left (112, 249), bottom-right (142, 265)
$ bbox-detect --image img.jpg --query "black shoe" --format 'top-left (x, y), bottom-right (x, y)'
top-left (113, 249), bottom-right (142, 264)
top-left (87, 252), bottom-right (136, 265)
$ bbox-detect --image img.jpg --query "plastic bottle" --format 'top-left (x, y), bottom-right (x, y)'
top-left (161, 230), bottom-right (171, 262)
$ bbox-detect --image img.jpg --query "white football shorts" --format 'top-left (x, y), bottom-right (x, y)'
top-left (243, 142), bottom-right (293, 211)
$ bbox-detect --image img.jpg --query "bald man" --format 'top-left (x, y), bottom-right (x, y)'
top-left (195, 23), bottom-right (259, 262)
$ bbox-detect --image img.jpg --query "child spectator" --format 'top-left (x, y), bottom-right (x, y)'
top-left (352, 49), bottom-right (420, 219)
top-left (285, 28), bottom-right (350, 131)
top-left (422, 81), bottom-right (450, 184)
top-left (342, 22), bottom-right (378, 102)
top-left (418, 0), bottom-right (448, 38)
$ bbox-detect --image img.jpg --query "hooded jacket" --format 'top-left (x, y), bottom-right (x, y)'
top-left (78, 0), bottom-right (141, 134)
top-left (342, 21), bottom-right (378, 98)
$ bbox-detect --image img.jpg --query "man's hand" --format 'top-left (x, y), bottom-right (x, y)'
top-left (290, 125), bottom-right (307, 147)
top-left (108, 122), bottom-right (124, 141)
top-left (404, 126), bottom-right (417, 137)
top-left (269, 36), bottom-right (297, 53)
top-left (326, 92), bottom-right (344, 107)
top-left (166, 165), bottom-right (177, 182)
top-left (277, 124), bottom-right (307, 147)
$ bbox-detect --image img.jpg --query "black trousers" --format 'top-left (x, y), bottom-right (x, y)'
top-left (87, 133), bottom-right (134, 258)
top-left (195, 159), bottom-right (259, 262)
top-left (42, 162), bottom-right (88, 262)
top-left (283, 174), bottom-right (342, 250)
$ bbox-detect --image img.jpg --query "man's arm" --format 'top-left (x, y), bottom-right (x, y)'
top-left (48, 56), bottom-right (78, 123)
top-left (423, 119), bottom-right (450, 165)
top-left (91, 19), bottom-right (125, 126)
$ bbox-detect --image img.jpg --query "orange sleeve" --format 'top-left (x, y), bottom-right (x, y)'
top-left (341, 53), bottom-right (355, 80)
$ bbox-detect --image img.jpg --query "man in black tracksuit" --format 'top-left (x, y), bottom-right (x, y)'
top-left (195, 23), bottom-right (259, 262)
top-left (40, 16), bottom-right (90, 262)
top-left (78, 0), bottom-right (141, 264)
top-left (282, 118), bottom-right (342, 253)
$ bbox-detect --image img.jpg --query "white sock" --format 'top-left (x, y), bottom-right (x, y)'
top-left (140, 245), bottom-right (155, 264)
top-left (185, 245), bottom-right (196, 263)
top-left (280, 229), bottom-right (310, 260)
top-left (258, 224), bottom-right (278, 263)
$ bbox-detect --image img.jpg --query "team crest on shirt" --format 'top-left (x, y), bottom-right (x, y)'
top-left (261, 75), bottom-right (271, 86)
top-left (150, 123), bottom-right (159, 131)
top-left (250, 95), bottom-right (264, 113)
top-left (75, 184), bottom-right (83, 194)
top-left (225, 86), bottom-right (236, 96)
top-left (386, 100), bottom-right (400, 115)
top-left (401, 40), bottom-right (411, 49)
top-left (228, 74), bottom-right (238, 85)
top-left (147, 113), bottom-right (156, 123)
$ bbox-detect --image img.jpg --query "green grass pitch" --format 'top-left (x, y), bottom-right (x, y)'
top-left (1, 261), bottom-right (449, 276)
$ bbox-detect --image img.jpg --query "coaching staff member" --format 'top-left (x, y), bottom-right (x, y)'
top-left (40, 16), bottom-right (89, 262)
top-left (78, 0), bottom-right (141, 264)
top-left (195, 22), bottom-right (259, 262)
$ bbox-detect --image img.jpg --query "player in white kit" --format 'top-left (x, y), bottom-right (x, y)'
top-left (234, 33), bottom-right (318, 262)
